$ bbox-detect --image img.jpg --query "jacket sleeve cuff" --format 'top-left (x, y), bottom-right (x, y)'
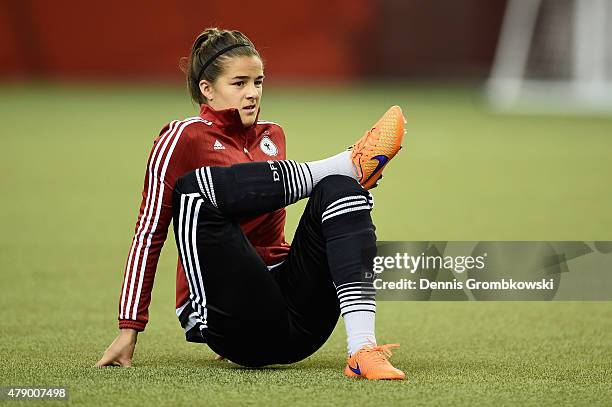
top-left (118, 320), bottom-right (146, 332)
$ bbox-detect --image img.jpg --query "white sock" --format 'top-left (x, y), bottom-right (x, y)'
top-left (344, 311), bottom-right (377, 355)
top-left (306, 151), bottom-right (357, 186)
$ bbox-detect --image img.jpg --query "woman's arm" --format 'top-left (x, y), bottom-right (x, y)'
top-left (118, 120), bottom-right (189, 331)
top-left (96, 119), bottom-right (199, 367)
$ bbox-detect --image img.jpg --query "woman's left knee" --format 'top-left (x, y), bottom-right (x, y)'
top-left (312, 175), bottom-right (364, 201)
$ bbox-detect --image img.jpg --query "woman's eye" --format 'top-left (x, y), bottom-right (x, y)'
top-left (234, 81), bottom-right (244, 86)
top-left (255, 80), bottom-right (263, 86)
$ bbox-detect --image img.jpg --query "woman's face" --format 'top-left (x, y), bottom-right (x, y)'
top-left (200, 55), bottom-right (264, 127)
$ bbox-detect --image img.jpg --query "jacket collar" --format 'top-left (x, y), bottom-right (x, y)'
top-left (199, 104), bottom-right (260, 131)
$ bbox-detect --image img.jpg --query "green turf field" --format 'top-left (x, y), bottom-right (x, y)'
top-left (0, 84), bottom-right (610, 405)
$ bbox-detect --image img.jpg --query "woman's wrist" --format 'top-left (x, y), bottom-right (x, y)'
top-left (119, 328), bottom-right (138, 341)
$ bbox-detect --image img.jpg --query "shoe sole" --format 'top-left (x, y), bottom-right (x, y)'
top-left (344, 365), bottom-right (406, 380)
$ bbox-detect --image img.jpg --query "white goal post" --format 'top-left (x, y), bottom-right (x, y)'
top-left (487, 0), bottom-right (612, 114)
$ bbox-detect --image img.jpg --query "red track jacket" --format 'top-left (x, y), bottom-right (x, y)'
top-left (118, 105), bottom-right (290, 331)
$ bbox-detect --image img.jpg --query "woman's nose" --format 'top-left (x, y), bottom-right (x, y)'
top-left (245, 83), bottom-right (258, 99)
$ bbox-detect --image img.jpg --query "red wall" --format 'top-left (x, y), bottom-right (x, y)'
top-left (0, 0), bottom-right (505, 82)
top-left (0, 0), bottom-right (374, 82)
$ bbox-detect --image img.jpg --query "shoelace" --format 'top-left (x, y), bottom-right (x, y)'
top-left (354, 127), bottom-right (380, 153)
top-left (362, 343), bottom-right (400, 365)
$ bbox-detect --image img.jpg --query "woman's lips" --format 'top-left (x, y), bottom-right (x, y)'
top-left (243, 105), bottom-right (257, 113)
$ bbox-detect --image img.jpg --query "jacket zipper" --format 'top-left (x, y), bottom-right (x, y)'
top-left (243, 128), bottom-right (254, 161)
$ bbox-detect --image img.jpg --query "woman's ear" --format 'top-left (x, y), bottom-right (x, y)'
top-left (199, 80), bottom-right (214, 101)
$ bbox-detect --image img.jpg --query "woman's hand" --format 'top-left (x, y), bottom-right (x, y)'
top-left (94, 329), bottom-right (138, 367)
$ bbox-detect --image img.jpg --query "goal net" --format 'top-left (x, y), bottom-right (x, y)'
top-left (487, 0), bottom-right (612, 114)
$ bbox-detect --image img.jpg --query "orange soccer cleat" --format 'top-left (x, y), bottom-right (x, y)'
top-left (344, 343), bottom-right (406, 380)
top-left (349, 105), bottom-right (406, 190)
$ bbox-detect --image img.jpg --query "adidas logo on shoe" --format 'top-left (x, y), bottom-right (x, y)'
top-left (213, 140), bottom-right (225, 150)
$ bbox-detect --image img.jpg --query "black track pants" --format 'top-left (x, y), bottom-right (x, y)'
top-left (172, 162), bottom-right (376, 367)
